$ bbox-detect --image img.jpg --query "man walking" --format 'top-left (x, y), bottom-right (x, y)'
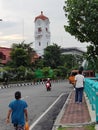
top-left (6, 91), bottom-right (28, 130)
top-left (75, 70), bottom-right (85, 103)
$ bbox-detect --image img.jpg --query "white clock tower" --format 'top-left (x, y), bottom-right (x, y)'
top-left (34, 11), bottom-right (51, 56)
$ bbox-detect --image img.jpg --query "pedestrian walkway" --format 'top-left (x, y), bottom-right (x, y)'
top-left (53, 90), bottom-right (97, 130)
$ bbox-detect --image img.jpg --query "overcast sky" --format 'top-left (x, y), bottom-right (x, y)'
top-left (0, 0), bottom-right (89, 51)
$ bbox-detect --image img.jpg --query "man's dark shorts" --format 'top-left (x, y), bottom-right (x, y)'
top-left (14, 124), bottom-right (24, 130)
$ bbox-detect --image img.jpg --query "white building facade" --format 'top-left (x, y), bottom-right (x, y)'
top-left (34, 11), bottom-right (51, 56)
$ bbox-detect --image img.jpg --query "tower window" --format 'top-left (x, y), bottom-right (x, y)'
top-left (39, 42), bottom-right (41, 46)
top-left (46, 28), bottom-right (48, 32)
top-left (0, 52), bottom-right (6, 60)
top-left (38, 27), bottom-right (42, 32)
top-left (3, 55), bottom-right (6, 60)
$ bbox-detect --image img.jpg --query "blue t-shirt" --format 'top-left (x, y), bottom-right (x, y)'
top-left (9, 99), bottom-right (28, 126)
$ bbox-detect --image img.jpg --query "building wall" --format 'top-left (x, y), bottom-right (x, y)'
top-left (0, 47), bottom-right (11, 65)
top-left (34, 15), bottom-right (50, 56)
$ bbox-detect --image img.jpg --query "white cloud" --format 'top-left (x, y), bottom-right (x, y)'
top-left (0, 34), bottom-right (23, 40)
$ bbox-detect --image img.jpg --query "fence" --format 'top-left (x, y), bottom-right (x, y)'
top-left (0, 79), bottom-right (66, 89)
top-left (84, 77), bottom-right (98, 122)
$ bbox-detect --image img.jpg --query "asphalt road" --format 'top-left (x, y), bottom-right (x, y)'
top-left (0, 80), bottom-right (72, 130)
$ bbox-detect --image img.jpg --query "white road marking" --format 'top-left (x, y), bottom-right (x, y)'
top-left (30, 93), bottom-right (65, 130)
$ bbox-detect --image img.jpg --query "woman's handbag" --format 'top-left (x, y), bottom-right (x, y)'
top-left (25, 122), bottom-right (29, 130)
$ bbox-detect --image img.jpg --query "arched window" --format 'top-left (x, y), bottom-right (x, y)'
top-left (3, 55), bottom-right (6, 60)
top-left (38, 27), bottom-right (42, 32)
top-left (0, 52), bottom-right (6, 60)
top-left (39, 42), bottom-right (41, 46)
top-left (46, 28), bottom-right (48, 32)
top-left (0, 52), bottom-right (3, 59)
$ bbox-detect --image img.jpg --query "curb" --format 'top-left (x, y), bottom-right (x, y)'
top-left (0, 82), bottom-right (44, 89)
top-left (52, 90), bottom-right (73, 130)
top-left (52, 90), bottom-right (97, 130)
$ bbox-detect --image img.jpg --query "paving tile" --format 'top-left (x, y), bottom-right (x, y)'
top-left (60, 91), bottom-right (91, 125)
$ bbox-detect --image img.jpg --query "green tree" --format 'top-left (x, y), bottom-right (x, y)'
top-left (86, 45), bottom-right (98, 71)
top-left (63, 0), bottom-right (98, 44)
top-left (8, 42), bottom-right (35, 81)
top-left (57, 66), bottom-right (67, 78)
top-left (16, 66), bottom-right (26, 80)
top-left (63, 0), bottom-right (98, 70)
top-left (32, 58), bottom-right (44, 70)
top-left (43, 44), bottom-right (62, 69)
top-left (9, 41), bottom-right (36, 67)
top-left (61, 54), bottom-right (73, 70)
top-left (10, 48), bottom-right (29, 67)
top-left (11, 41), bottom-right (35, 66)
top-left (61, 54), bottom-right (83, 71)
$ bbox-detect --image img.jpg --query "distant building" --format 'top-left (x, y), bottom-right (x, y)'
top-left (0, 47), bottom-right (39, 65)
top-left (61, 47), bottom-right (85, 56)
top-left (0, 46), bottom-right (85, 66)
top-left (0, 47), bottom-right (11, 65)
top-left (34, 11), bottom-right (51, 56)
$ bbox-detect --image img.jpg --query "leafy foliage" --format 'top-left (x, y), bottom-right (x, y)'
top-left (0, 41), bottom-right (85, 82)
top-left (63, 0), bottom-right (98, 71)
top-left (43, 44), bottom-right (62, 69)
top-left (5, 42), bottom-right (35, 81)
top-left (10, 41), bottom-right (35, 67)
top-left (10, 48), bottom-right (29, 67)
top-left (64, 0), bottom-right (98, 44)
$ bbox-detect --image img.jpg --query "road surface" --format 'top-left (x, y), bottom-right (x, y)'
top-left (0, 80), bottom-right (72, 130)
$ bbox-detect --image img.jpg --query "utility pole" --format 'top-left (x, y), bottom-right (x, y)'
top-left (0, 19), bottom-right (3, 66)
top-left (0, 19), bottom-right (2, 21)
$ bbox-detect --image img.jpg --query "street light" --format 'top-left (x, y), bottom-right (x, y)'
top-left (0, 18), bottom-right (3, 65)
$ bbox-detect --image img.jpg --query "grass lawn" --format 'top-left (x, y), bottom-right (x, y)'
top-left (57, 124), bottom-right (95, 130)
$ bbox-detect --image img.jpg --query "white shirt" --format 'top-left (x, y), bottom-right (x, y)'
top-left (75, 74), bottom-right (84, 88)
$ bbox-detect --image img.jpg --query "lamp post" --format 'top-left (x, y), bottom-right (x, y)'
top-left (0, 19), bottom-right (3, 66)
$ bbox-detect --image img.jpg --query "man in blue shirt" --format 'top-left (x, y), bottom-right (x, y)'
top-left (6, 91), bottom-right (28, 130)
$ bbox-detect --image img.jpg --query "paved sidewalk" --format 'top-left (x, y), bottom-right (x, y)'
top-left (53, 90), bottom-right (97, 130)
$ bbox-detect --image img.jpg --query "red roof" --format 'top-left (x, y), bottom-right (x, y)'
top-left (0, 47), bottom-right (11, 64)
top-left (35, 11), bottom-right (48, 21)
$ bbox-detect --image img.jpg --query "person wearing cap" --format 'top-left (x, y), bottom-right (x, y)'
top-left (6, 91), bottom-right (28, 130)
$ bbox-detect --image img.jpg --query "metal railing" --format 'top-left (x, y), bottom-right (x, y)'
top-left (84, 77), bottom-right (98, 122)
